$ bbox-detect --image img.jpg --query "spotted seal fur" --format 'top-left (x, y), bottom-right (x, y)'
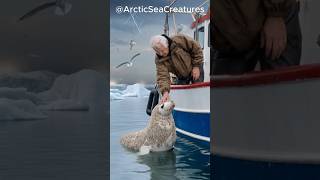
top-left (120, 100), bottom-right (176, 153)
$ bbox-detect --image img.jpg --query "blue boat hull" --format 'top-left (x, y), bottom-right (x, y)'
top-left (173, 109), bottom-right (210, 146)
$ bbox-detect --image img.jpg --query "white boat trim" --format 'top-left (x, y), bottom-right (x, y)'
top-left (174, 107), bottom-right (210, 114)
top-left (176, 127), bottom-right (210, 142)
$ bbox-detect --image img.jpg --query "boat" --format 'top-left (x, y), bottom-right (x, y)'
top-left (171, 8), bottom-right (210, 146)
top-left (211, 0), bottom-right (320, 163)
top-left (146, 5), bottom-right (211, 146)
top-left (212, 64), bottom-right (320, 163)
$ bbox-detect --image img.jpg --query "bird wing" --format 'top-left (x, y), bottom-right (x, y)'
top-left (115, 62), bottom-right (129, 68)
top-left (18, 2), bottom-right (57, 21)
top-left (130, 53), bottom-right (141, 62)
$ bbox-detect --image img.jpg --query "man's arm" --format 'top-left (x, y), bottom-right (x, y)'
top-left (261, 0), bottom-right (296, 60)
top-left (183, 36), bottom-right (204, 67)
top-left (155, 60), bottom-right (170, 96)
top-left (176, 35), bottom-right (204, 80)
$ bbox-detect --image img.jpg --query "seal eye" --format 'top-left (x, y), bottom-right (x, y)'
top-left (161, 104), bottom-right (164, 109)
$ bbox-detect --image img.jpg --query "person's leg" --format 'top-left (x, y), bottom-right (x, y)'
top-left (260, 2), bottom-right (302, 70)
top-left (212, 49), bottom-right (260, 75)
top-left (176, 77), bottom-right (191, 85)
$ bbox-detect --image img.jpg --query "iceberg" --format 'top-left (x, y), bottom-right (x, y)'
top-left (0, 87), bottom-right (41, 104)
top-left (38, 69), bottom-right (106, 111)
top-left (0, 71), bottom-right (58, 93)
top-left (122, 84), bottom-right (150, 98)
top-left (110, 92), bottom-right (124, 100)
top-left (109, 84), bottom-right (151, 101)
top-left (110, 88), bottom-right (125, 100)
top-left (110, 88), bottom-right (124, 94)
top-left (0, 98), bottom-right (47, 120)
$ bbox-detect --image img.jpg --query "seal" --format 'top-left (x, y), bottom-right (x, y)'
top-left (120, 100), bottom-right (176, 154)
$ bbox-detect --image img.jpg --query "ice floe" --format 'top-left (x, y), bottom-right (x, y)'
top-left (0, 98), bottom-right (47, 120)
top-left (38, 69), bottom-right (105, 111)
top-left (0, 69), bottom-right (105, 113)
top-left (0, 71), bottom-right (58, 93)
top-left (0, 87), bottom-right (41, 104)
top-left (110, 83), bottom-right (151, 101)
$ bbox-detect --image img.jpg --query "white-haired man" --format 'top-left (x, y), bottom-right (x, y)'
top-left (150, 34), bottom-right (204, 103)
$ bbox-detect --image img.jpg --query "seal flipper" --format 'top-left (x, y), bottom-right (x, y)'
top-left (138, 145), bottom-right (152, 155)
top-left (120, 130), bottom-right (146, 151)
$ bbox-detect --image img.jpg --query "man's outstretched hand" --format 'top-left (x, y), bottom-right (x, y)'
top-left (160, 91), bottom-right (170, 104)
top-left (261, 17), bottom-right (287, 60)
top-left (192, 67), bottom-right (200, 81)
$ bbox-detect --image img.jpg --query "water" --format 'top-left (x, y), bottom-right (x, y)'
top-left (0, 109), bottom-right (107, 179)
top-left (111, 97), bottom-right (210, 180)
top-left (212, 156), bottom-right (320, 180)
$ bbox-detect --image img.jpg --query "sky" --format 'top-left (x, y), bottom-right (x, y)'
top-left (109, 0), bottom-right (320, 84)
top-left (110, 0), bottom-right (209, 84)
top-left (0, 0), bottom-right (108, 74)
top-left (0, 0), bottom-right (318, 80)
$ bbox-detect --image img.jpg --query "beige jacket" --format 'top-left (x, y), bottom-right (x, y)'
top-left (212, 0), bottom-right (297, 52)
top-left (155, 35), bottom-right (204, 94)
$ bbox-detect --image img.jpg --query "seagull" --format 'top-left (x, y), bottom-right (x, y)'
top-left (129, 40), bottom-right (136, 50)
top-left (18, 0), bottom-right (72, 22)
top-left (115, 53), bottom-right (141, 69)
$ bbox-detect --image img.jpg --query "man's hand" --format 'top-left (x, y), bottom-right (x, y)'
top-left (192, 67), bottom-right (200, 81)
top-left (261, 17), bottom-right (287, 60)
top-left (160, 91), bottom-right (170, 104)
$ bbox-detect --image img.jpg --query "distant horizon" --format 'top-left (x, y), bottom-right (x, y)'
top-left (110, 81), bottom-right (155, 86)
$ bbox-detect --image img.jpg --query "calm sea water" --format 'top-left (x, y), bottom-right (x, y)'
top-left (110, 97), bottom-right (210, 180)
top-left (212, 155), bottom-right (320, 180)
top-left (0, 109), bottom-right (107, 180)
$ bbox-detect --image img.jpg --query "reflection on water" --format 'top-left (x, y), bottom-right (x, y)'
top-left (136, 150), bottom-right (177, 179)
top-left (111, 97), bottom-right (210, 180)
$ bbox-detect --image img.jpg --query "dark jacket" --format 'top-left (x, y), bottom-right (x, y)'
top-left (155, 35), bottom-right (203, 94)
top-left (212, 0), bottom-right (296, 52)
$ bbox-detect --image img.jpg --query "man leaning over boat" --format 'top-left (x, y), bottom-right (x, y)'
top-left (150, 34), bottom-right (204, 103)
top-left (212, 0), bottom-right (302, 75)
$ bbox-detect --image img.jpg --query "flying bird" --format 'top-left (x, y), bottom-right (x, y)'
top-left (18, 0), bottom-right (72, 22)
top-left (115, 53), bottom-right (141, 69)
top-left (129, 40), bottom-right (136, 50)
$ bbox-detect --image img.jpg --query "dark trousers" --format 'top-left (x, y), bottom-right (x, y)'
top-left (212, 3), bottom-right (302, 75)
top-left (177, 64), bottom-right (204, 85)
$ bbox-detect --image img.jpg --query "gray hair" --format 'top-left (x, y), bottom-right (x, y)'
top-left (150, 35), bottom-right (168, 49)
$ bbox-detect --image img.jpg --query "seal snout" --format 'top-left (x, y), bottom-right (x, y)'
top-left (163, 100), bottom-right (175, 111)
top-left (169, 101), bottom-right (175, 111)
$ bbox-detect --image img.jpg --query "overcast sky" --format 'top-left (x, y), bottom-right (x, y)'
top-left (110, 0), bottom-right (209, 84)
top-left (0, 0), bottom-right (108, 74)
top-left (0, 0), bottom-right (318, 80)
